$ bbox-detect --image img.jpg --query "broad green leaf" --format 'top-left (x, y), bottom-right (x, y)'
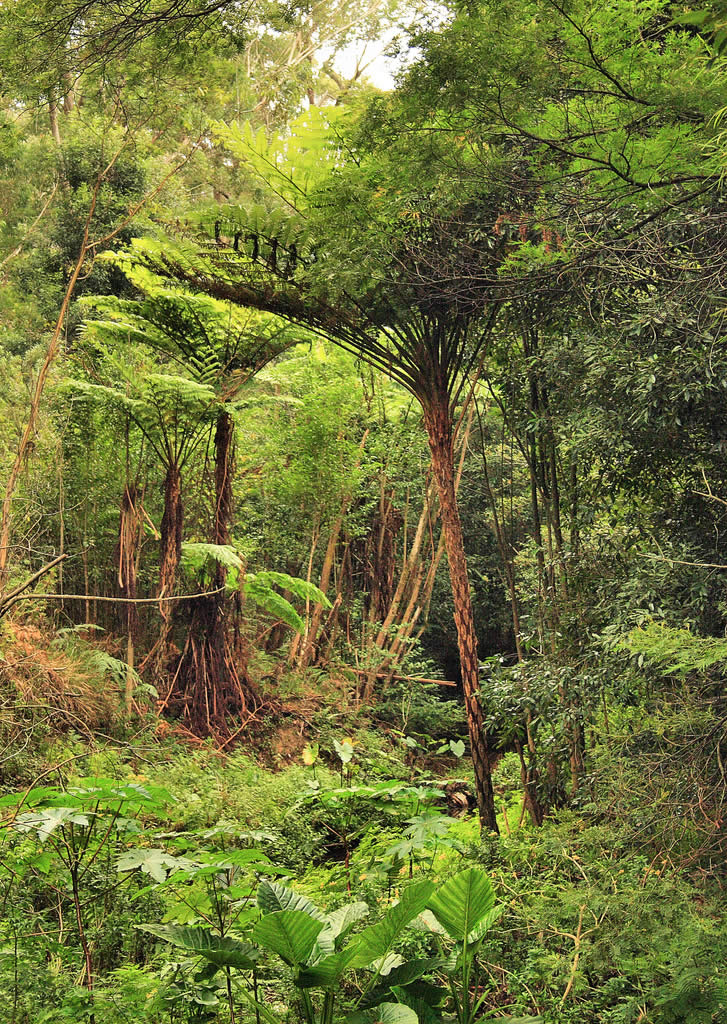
top-left (426, 868), bottom-right (496, 942)
top-left (466, 906), bottom-right (502, 943)
top-left (369, 952), bottom-right (404, 975)
top-left (243, 577), bottom-right (305, 632)
top-left (117, 848), bottom-right (193, 883)
top-left (30, 851), bottom-right (53, 874)
top-left (257, 880), bottom-right (325, 920)
top-left (252, 910), bottom-right (324, 967)
top-left (381, 957), bottom-right (444, 988)
top-left (321, 901), bottom-right (369, 941)
top-left (390, 983), bottom-right (445, 1024)
top-left (302, 742), bottom-right (319, 766)
top-left (13, 808), bottom-right (91, 840)
top-left (181, 542), bottom-right (243, 572)
top-left (307, 926), bottom-right (336, 964)
top-left (333, 738), bottom-right (354, 764)
top-left (347, 881), bottom-right (435, 968)
top-left (297, 948), bottom-right (358, 988)
top-left (254, 570), bottom-right (330, 609)
top-left (410, 909), bottom-right (447, 935)
top-left (346, 1003), bottom-right (419, 1024)
top-left (194, 989), bottom-right (219, 1006)
top-left (137, 925), bottom-right (259, 969)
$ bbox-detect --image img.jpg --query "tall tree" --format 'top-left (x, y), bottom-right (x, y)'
top-left (129, 120), bottom-right (513, 829)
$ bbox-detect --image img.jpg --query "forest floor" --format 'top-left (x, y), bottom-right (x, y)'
top-left (1, 630), bottom-right (726, 1023)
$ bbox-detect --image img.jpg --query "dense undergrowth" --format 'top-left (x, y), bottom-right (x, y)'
top-left (1, 637), bottom-right (725, 1024)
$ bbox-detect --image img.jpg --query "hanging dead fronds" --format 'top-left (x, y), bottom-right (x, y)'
top-left (0, 623), bottom-right (119, 732)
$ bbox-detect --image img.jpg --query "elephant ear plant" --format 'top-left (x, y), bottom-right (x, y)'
top-left (140, 868), bottom-right (541, 1023)
top-left (421, 867), bottom-right (506, 1024)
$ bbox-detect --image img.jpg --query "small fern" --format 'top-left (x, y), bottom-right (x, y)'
top-left (654, 968), bottom-right (727, 1024)
top-left (618, 620), bottom-right (727, 675)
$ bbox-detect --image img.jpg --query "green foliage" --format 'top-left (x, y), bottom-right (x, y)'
top-left (619, 620), bottom-right (727, 674)
top-left (181, 541), bottom-right (330, 632)
top-left (139, 925), bottom-right (260, 969)
top-left (4, 3), bottom-right (727, 1022)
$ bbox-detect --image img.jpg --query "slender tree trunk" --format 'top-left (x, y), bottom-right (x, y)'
top-left (298, 429), bottom-right (369, 671)
top-left (424, 395), bottom-right (498, 833)
top-left (116, 484), bottom-right (143, 715)
top-left (214, 411), bottom-right (233, 549)
top-left (288, 519), bottom-right (319, 664)
top-left (156, 462), bottom-right (183, 669)
top-left (159, 463), bottom-right (183, 600)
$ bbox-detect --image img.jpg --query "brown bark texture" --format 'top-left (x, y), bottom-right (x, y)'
top-left (424, 397), bottom-right (498, 833)
top-left (167, 410), bottom-right (261, 738)
top-left (116, 483), bottom-right (144, 714)
top-left (159, 463), bottom-right (183, 605)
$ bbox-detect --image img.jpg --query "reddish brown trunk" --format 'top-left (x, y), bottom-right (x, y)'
top-left (156, 462), bottom-right (183, 670)
top-left (168, 410), bottom-right (261, 738)
top-left (214, 411), bottom-right (233, 549)
top-left (424, 397), bottom-right (498, 833)
top-left (116, 483), bottom-right (144, 714)
top-left (159, 463), bottom-right (183, 602)
top-left (117, 484), bottom-right (143, 619)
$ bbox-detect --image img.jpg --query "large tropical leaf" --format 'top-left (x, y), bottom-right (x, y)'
top-left (257, 879), bottom-right (325, 920)
top-left (243, 575), bottom-right (305, 632)
top-left (346, 1003), bottom-right (419, 1024)
top-left (466, 906), bottom-right (502, 943)
top-left (426, 868), bottom-right (496, 943)
top-left (379, 957), bottom-right (444, 989)
top-left (254, 570), bottom-right (330, 609)
top-left (390, 982), bottom-right (446, 1024)
top-left (12, 807), bottom-right (90, 840)
top-left (137, 925), bottom-right (259, 969)
top-left (347, 881), bottom-right (434, 969)
top-left (321, 901), bottom-right (369, 942)
top-left (252, 910), bottom-right (324, 967)
top-left (297, 949), bottom-right (358, 988)
top-left (116, 848), bottom-right (194, 883)
top-left (181, 542), bottom-right (243, 573)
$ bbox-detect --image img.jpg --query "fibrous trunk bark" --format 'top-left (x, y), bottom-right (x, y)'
top-left (424, 396), bottom-right (498, 833)
top-left (116, 483), bottom-right (143, 715)
top-left (168, 410), bottom-right (261, 738)
top-left (156, 462), bottom-right (183, 668)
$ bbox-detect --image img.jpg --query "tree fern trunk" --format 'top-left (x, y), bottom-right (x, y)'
top-left (424, 396), bottom-right (498, 833)
top-left (157, 462), bottom-right (183, 671)
top-left (171, 409), bottom-right (261, 738)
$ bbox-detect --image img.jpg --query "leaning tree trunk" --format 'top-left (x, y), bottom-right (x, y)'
top-left (424, 395), bottom-right (499, 833)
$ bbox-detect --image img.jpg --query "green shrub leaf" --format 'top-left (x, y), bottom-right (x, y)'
top-left (347, 881), bottom-right (434, 968)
